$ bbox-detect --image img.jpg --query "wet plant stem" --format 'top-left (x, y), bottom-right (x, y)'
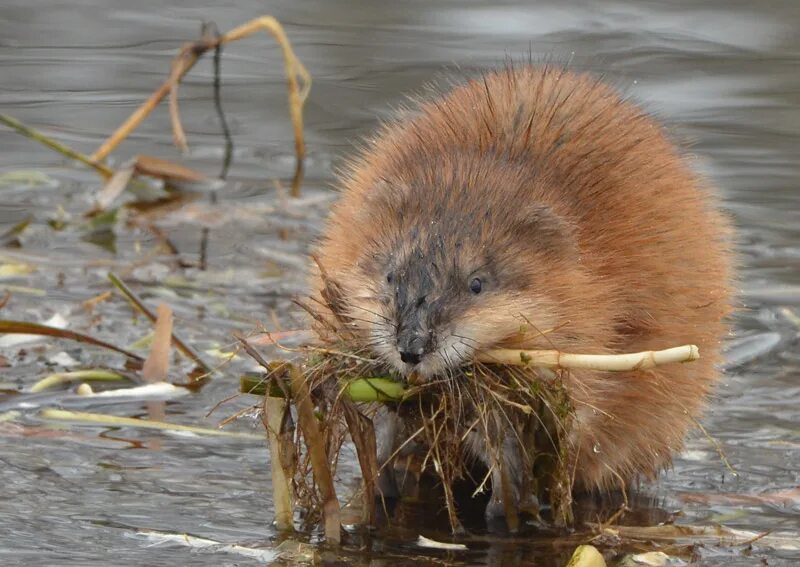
top-left (0, 113), bottom-right (113, 178)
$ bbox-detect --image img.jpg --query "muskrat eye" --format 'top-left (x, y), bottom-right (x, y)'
top-left (469, 277), bottom-right (482, 294)
top-left (386, 272), bottom-right (394, 284)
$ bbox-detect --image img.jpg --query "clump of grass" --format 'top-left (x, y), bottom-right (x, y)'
top-left (240, 333), bottom-right (578, 537)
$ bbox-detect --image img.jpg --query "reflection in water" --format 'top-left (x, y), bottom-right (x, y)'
top-left (0, 0), bottom-right (799, 564)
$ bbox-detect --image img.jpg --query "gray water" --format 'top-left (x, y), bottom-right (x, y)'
top-left (1, 1), bottom-right (799, 565)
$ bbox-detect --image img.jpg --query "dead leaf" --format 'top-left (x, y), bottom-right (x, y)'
top-left (92, 159), bottom-right (136, 213)
top-left (134, 155), bottom-right (205, 182)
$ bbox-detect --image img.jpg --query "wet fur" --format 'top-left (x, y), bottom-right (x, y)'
top-left (310, 65), bottom-right (732, 496)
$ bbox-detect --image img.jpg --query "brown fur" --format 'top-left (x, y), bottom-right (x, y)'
top-left (310, 65), bottom-right (732, 492)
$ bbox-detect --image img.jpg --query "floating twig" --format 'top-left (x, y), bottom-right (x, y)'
top-left (40, 408), bottom-right (263, 439)
top-left (0, 215), bottom-right (33, 246)
top-left (136, 529), bottom-right (279, 562)
top-left (588, 523), bottom-right (800, 551)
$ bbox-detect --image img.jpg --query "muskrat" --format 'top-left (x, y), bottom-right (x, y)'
top-left (310, 64), bottom-right (732, 518)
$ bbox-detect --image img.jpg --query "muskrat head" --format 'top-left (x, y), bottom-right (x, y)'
top-left (337, 169), bottom-right (576, 381)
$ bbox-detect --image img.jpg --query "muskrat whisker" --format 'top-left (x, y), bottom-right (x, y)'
top-left (451, 340), bottom-right (474, 365)
top-left (361, 337), bottom-right (394, 349)
top-left (347, 302), bottom-right (392, 323)
top-left (450, 332), bottom-right (479, 346)
top-left (303, 345), bottom-right (376, 363)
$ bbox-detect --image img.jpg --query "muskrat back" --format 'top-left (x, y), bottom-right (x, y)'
top-left (311, 65), bottom-right (732, 504)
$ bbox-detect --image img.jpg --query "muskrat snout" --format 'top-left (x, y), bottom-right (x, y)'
top-left (396, 300), bottom-right (433, 367)
top-left (397, 332), bottom-right (428, 365)
top-left (399, 349), bottom-right (422, 365)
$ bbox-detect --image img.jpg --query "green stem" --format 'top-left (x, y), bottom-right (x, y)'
top-left (0, 113), bottom-right (113, 178)
top-left (240, 373), bottom-right (406, 403)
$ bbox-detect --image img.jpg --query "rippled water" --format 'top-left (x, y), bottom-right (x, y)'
top-left (1, 1), bottom-right (799, 565)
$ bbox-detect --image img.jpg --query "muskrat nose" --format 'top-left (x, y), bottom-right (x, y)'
top-left (397, 322), bottom-right (429, 366)
top-left (399, 350), bottom-right (422, 365)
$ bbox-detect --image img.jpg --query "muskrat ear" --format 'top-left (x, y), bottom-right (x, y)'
top-left (514, 204), bottom-right (576, 257)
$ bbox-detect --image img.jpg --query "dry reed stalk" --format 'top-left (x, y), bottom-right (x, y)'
top-left (262, 395), bottom-right (294, 531)
top-left (339, 399), bottom-right (378, 525)
top-left (288, 364), bottom-right (341, 544)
